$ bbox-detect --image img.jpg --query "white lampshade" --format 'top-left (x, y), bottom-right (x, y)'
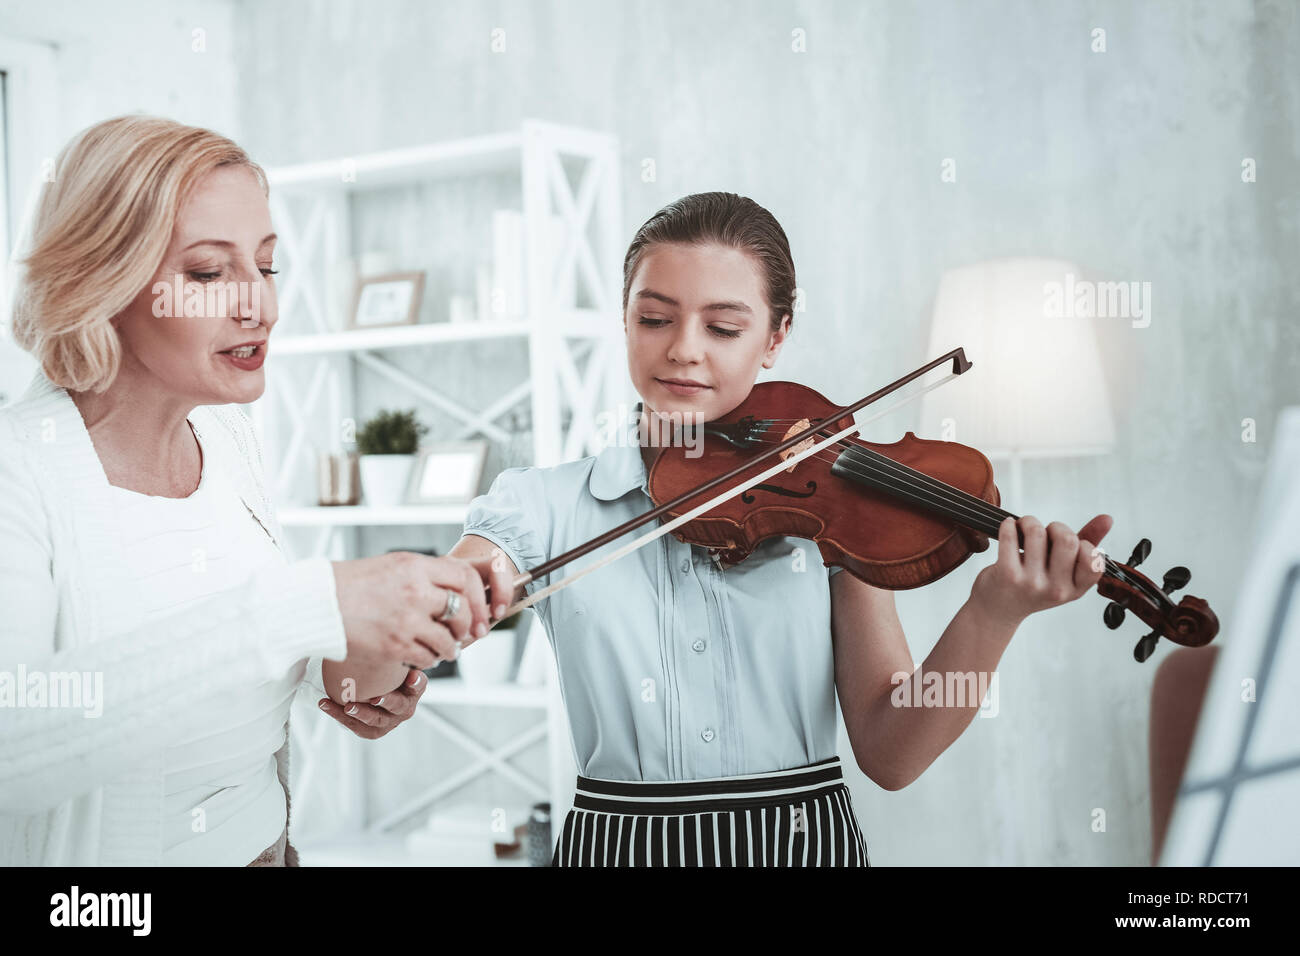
top-left (918, 258), bottom-right (1116, 458)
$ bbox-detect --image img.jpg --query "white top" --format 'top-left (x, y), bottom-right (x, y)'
top-left (107, 422), bottom-right (294, 865)
top-left (0, 369), bottom-right (347, 866)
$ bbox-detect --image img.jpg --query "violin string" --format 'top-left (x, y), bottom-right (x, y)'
top-left (736, 431), bottom-right (1012, 526)
top-left (742, 433), bottom-right (1012, 528)
top-left (670, 408), bottom-right (1169, 613)
top-left (683, 418), bottom-right (1013, 528)
top-left (730, 430), bottom-right (1169, 610)
top-left (758, 432), bottom-right (1163, 607)
top-left (837, 439), bottom-right (1167, 609)
top-left (806, 438), bottom-right (1167, 609)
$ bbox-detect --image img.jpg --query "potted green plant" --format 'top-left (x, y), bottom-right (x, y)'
top-left (356, 409), bottom-right (428, 507)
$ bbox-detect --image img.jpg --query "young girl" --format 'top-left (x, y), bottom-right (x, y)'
top-left (451, 192), bottom-right (1112, 866)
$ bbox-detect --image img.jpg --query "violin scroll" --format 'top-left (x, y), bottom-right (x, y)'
top-left (1094, 537), bottom-right (1219, 662)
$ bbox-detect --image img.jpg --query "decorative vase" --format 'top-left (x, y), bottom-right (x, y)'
top-left (317, 452), bottom-right (361, 506)
top-left (358, 454), bottom-right (415, 507)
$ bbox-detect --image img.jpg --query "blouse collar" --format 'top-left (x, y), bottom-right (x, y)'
top-left (588, 401), bottom-right (651, 501)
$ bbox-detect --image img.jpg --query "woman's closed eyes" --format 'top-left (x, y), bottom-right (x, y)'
top-left (187, 266), bottom-right (278, 282)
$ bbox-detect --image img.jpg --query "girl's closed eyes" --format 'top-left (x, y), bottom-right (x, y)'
top-left (637, 315), bottom-right (744, 338)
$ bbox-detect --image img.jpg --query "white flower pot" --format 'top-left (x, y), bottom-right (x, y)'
top-left (359, 454), bottom-right (415, 508)
top-left (459, 629), bottom-right (516, 685)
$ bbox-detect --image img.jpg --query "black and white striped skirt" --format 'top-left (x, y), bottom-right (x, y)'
top-left (551, 755), bottom-right (870, 866)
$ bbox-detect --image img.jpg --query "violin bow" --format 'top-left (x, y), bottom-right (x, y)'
top-left (491, 348), bottom-right (975, 618)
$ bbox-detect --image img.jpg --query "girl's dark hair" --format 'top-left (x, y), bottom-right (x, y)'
top-left (622, 192), bottom-right (796, 334)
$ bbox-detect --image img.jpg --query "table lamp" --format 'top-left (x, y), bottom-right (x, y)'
top-left (917, 258), bottom-right (1117, 505)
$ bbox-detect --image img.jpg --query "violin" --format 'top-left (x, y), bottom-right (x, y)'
top-left (501, 348), bottom-right (1219, 663)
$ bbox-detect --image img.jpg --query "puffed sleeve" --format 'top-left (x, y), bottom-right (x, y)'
top-left (462, 466), bottom-right (552, 600)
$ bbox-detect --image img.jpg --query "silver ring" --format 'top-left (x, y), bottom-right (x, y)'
top-left (436, 589), bottom-right (462, 622)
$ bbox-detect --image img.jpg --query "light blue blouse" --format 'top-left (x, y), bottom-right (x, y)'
top-left (462, 404), bottom-right (846, 782)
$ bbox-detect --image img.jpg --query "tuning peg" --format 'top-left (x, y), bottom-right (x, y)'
top-left (1162, 566), bottom-right (1191, 594)
top-left (1103, 601), bottom-right (1126, 630)
top-left (1126, 538), bottom-right (1152, 568)
top-left (1133, 630), bottom-right (1160, 663)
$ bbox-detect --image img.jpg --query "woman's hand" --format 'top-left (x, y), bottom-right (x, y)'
top-left (317, 667), bottom-right (428, 739)
top-left (330, 551), bottom-right (514, 669)
top-left (970, 514), bottom-right (1113, 628)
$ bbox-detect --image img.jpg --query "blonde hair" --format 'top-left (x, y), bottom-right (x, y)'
top-left (9, 115), bottom-right (268, 393)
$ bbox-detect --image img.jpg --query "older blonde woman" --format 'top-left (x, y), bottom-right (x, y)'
top-left (0, 115), bottom-right (513, 866)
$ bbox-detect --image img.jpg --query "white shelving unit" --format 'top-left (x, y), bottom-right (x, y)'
top-left (255, 120), bottom-right (626, 863)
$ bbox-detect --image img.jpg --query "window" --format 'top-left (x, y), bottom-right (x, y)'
top-left (0, 35), bottom-right (55, 403)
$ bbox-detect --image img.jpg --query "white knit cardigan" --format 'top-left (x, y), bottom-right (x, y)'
top-left (0, 368), bottom-right (347, 865)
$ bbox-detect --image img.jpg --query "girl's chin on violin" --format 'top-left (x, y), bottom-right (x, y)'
top-left (654, 377), bottom-right (713, 397)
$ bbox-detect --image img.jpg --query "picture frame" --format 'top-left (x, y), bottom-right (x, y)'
top-left (348, 271), bottom-right (425, 330)
top-left (405, 440), bottom-right (490, 505)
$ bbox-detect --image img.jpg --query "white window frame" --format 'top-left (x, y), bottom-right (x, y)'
top-left (0, 34), bottom-right (56, 396)
top-left (0, 35), bottom-right (57, 257)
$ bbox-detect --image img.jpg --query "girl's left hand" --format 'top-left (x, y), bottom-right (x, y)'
top-left (971, 514), bottom-right (1114, 628)
top-left (317, 667), bottom-right (428, 739)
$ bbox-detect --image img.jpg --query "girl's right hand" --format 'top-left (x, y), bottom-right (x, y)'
top-left (329, 551), bottom-right (502, 669)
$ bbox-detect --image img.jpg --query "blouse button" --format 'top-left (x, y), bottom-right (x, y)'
top-left (691, 639), bottom-right (706, 653)
top-left (701, 728), bottom-right (715, 742)
top-left (680, 558), bottom-right (691, 573)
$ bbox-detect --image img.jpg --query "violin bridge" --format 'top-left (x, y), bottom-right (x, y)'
top-left (779, 419), bottom-right (815, 473)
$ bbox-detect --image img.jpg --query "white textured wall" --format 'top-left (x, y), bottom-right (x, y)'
top-left (0, 0), bottom-right (238, 140)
